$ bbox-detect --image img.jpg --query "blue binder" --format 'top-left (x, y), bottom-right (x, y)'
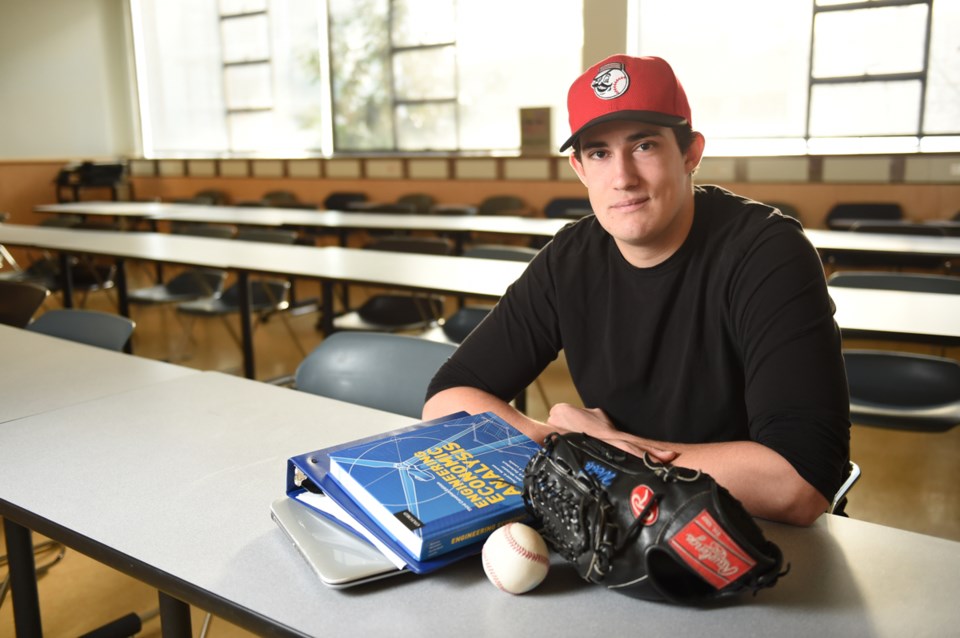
top-left (287, 412), bottom-right (531, 574)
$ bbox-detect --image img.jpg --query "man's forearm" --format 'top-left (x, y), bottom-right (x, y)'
top-left (423, 386), bottom-right (553, 442)
top-left (661, 439), bottom-right (828, 526)
top-left (423, 388), bottom-right (828, 526)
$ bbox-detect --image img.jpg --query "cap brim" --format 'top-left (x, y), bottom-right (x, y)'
top-left (559, 110), bottom-right (688, 152)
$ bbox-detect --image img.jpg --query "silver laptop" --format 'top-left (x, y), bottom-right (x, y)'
top-left (271, 496), bottom-right (406, 588)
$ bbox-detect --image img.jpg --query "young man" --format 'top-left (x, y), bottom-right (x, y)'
top-left (423, 55), bottom-right (850, 526)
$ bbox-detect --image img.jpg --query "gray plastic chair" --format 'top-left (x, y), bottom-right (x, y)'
top-left (173, 189), bottom-right (230, 206)
top-left (324, 192), bottom-right (368, 211)
top-left (235, 227), bottom-right (299, 244)
top-left (463, 244), bottom-right (540, 262)
top-left (544, 197), bottom-right (592, 219)
top-left (844, 349), bottom-right (960, 432)
top-left (171, 223), bottom-right (237, 239)
top-left (128, 268), bottom-right (227, 305)
top-left (295, 332), bottom-right (456, 418)
top-left (0, 280), bottom-right (50, 327)
top-left (826, 202), bottom-right (904, 230)
top-left (396, 193), bottom-right (436, 214)
top-left (333, 237), bottom-right (452, 333)
top-left (128, 268), bottom-right (228, 360)
top-left (176, 278), bottom-right (296, 354)
top-left (477, 195), bottom-right (529, 216)
top-left (431, 244), bottom-right (539, 343)
top-left (27, 308), bottom-right (135, 351)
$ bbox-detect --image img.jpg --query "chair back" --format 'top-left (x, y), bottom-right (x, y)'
top-left (165, 269), bottom-right (227, 297)
top-left (324, 192), bottom-right (368, 210)
top-left (397, 193), bottom-right (436, 214)
top-left (844, 349), bottom-right (960, 431)
top-left (362, 203), bottom-right (416, 214)
top-left (235, 227), bottom-right (299, 244)
top-left (172, 223), bottom-right (237, 239)
top-left (463, 244), bottom-right (539, 262)
top-left (27, 309), bottom-right (134, 351)
top-left (828, 272), bottom-right (960, 294)
top-left (429, 204), bottom-right (478, 216)
top-left (194, 189), bottom-right (230, 205)
top-left (40, 215), bottom-right (83, 228)
top-left (219, 279), bottom-right (291, 311)
top-left (366, 236), bottom-right (454, 255)
top-left (262, 190), bottom-right (300, 206)
top-left (826, 202), bottom-right (904, 229)
top-left (849, 221), bottom-right (946, 237)
top-left (0, 280), bottom-right (50, 327)
top-left (441, 305), bottom-right (493, 343)
top-left (295, 332), bottom-right (456, 418)
top-left (357, 294), bottom-right (444, 327)
top-left (478, 195), bottom-right (528, 216)
top-left (544, 197), bottom-right (592, 219)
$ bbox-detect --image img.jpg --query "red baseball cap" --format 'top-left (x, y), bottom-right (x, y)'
top-left (559, 55), bottom-right (692, 152)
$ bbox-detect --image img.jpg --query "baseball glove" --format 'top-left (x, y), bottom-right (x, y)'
top-left (523, 432), bottom-right (787, 603)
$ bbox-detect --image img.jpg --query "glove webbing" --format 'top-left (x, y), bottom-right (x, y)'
top-left (527, 436), bottom-right (668, 582)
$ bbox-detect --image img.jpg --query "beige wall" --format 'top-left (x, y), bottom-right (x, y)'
top-left (0, 0), bottom-right (136, 160)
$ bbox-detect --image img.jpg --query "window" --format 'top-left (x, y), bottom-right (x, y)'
top-left (132, 0), bottom-right (957, 157)
top-left (328, 0), bottom-right (583, 152)
top-left (132, 0), bottom-right (325, 156)
top-left (629, 0), bottom-right (960, 155)
top-left (133, 0), bottom-right (582, 156)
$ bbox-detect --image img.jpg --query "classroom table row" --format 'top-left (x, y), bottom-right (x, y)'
top-left (1, 324), bottom-right (958, 637)
top-left (3, 223), bottom-right (959, 383)
top-left (34, 200), bottom-right (960, 257)
top-left (35, 201), bottom-right (571, 252)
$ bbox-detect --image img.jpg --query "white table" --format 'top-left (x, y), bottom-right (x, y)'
top-left (0, 223), bottom-right (527, 378)
top-left (805, 228), bottom-right (960, 261)
top-left (829, 286), bottom-right (960, 346)
top-left (2, 371), bottom-right (958, 637)
top-left (0, 324), bottom-right (199, 424)
top-left (35, 201), bottom-right (960, 260)
top-left (35, 201), bottom-right (572, 251)
top-left (5, 222), bottom-right (960, 373)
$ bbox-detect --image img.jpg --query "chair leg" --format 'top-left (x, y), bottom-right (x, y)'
top-left (0, 243), bottom-right (21, 271)
top-left (275, 312), bottom-right (308, 357)
top-left (174, 314), bottom-right (200, 360)
top-left (217, 314), bottom-right (245, 350)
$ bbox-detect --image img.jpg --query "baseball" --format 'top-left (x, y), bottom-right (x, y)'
top-left (481, 522), bottom-right (550, 594)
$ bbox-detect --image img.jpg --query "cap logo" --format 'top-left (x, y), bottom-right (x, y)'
top-left (591, 62), bottom-right (630, 100)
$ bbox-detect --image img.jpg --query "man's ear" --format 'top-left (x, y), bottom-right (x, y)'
top-left (569, 153), bottom-right (588, 186)
top-left (684, 132), bottom-right (706, 175)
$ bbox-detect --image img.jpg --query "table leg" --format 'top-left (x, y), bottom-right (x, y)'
top-left (320, 281), bottom-right (335, 336)
top-left (453, 232), bottom-right (467, 255)
top-left (158, 591), bottom-right (192, 638)
top-left (59, 252), bottom-right (74, 308)
top-left (238, 271), bottom-right (255, 379)
top-left (112, 258), bottom-right (135, 356)
top-left (2, 517), bottom-right (43, 638)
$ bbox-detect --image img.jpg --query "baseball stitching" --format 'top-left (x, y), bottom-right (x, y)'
top-left (504, 524), bottom-right (550, 566)
top-left (482, 548), bottom-right (506, 591)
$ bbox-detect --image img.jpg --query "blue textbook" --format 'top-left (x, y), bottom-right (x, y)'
top-left (325, 412), bottom-right (540, 561)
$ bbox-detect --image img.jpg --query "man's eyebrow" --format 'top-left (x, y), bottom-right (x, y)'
top-left (627, 129), bottom-right (663, 141)
top-left (581, 128), bottom-right (663, 150)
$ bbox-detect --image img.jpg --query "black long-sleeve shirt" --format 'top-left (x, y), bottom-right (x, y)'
top-left (427, 185), bottom-right (851, 500)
